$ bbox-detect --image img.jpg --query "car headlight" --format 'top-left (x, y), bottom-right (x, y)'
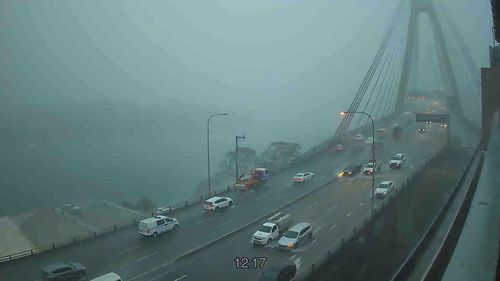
top-left (288, 243), bottom-right (295, 248)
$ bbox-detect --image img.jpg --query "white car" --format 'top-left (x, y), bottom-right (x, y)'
top-left (374, 181), bottom-right (395, 199)
top-left (366, 137), bottom-right (374, 145)
top-left (139, 215), bottom-right (179, 237)
top-left (292, 172), bottom-right (314, 183)
top-left (203, 196), bottom-right (233, 212)
top-left (389, 153), bottom-right (406, 169)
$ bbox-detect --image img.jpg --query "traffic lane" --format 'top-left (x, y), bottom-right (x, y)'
top-left (78, 122), bottom-right (442, 280)
top-left (148, 167), bottom-right (414, 281)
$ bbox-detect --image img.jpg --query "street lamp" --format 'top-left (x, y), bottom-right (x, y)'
top-left (235, 135), bottom-right (246, 183)
top-left (207, 113), bottom-right (228, 197)
top-left (340, 111), bottom-right (375, 217)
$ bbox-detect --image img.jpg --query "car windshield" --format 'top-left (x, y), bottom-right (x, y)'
top-left (365, 163), bottom-right (374, 168)
top-left (378, 183), bottom-right (389, 189)
top-left (393, 155), bottom-right (403, 160)
top-left (283, 230), bottom-right (299, 238)
top-left (295, 173), bottom-right (304, 177)
top-left (259, 225), bottom-right (273, 232)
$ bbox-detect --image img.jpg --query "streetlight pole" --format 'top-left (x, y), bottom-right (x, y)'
top-left (207, 113), bottom-right (228, 197)
top-left (235, 135), bottom-right (246, 183)
top-left (341, 111), bottom-right (375, 217)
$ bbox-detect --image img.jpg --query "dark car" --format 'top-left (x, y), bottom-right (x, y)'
top-left (258, 262), bottom-right (297, 281)
top-left (41, 262), bottom-right (87, 281)
top-left (340, 163), bottom-right (363, 176)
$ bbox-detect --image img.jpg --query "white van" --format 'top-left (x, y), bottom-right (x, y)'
top-left (138, 215), bottom-right (179, 237)
top-left (90, 272), bottom-right (122, 281)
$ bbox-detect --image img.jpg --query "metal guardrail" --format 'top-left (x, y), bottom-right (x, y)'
top-left (389, 140), bottom-right (483, 281)
top-left (0, 113), bottom-right (397, 263)
top-left (295, 146), bottom-right (446, 280)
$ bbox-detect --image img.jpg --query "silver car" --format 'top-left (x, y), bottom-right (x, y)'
top-left (277, 222), bottom-right (313, 250)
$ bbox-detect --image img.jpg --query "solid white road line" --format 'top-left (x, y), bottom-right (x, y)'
top-left (216, 221), bottom-right (231, 229)
top-left (174, 275), bottom-right (188, 281)
top-left (327, 204), bottom-right (338, 212)
top-left (290, 254), bottom-right (297, 260)
top-left (129, 261), bottom-right (173, 281)
top-left (330, 224), bottom-right (337, 229)
top-left (346, 212), bottom-right (351, 217)
top-left (117, 246), bottom-right (139, 255)
top-left (312, 238), bottom-right (318, 244)
top-left (306, 202), bottom-right (318, 210)
top-left (135, 252), bottom-right (159, 263)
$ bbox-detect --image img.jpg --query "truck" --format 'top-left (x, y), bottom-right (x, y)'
top-left (251, 212), bottom-right (292, 245)
top-left (235, 168), bottom-right (270, 191)
top-left (392, 124), bottom-right (403, 138)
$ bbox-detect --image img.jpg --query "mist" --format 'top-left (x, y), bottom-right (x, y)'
top-left (0, 0), bottom-right (492, 214)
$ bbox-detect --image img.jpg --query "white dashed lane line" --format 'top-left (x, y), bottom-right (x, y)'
top-left (346, 212), bottom-right (351, 217)
top-left (327, 204), bottom-right (338, 212)
top-left (312, 239), bottom-right (318, 244)
top-left (306, 202), bottom-right (319, 210)
top-left (330, 224), bottom-right (337, 230)
top-left (174, 274), bottom-right (189, 281)
top-left (216, 221), bottom-right (231, 229)
top-left (359, 202), bottom-right (365, 207)
top-left (134, 251), bottom-right (159, 263)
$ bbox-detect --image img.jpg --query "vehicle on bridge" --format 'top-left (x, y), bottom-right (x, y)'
top-left (138, 215), bottom-right (179, 237)
top-left (362, 160), bottom-right (381, 175)
top-left (203, 196), bottom-right (233, 212)
top-left (440, 123), bottom-right (448, 128)
top-left (90, 272), bottom-right (122, 281)
top-left (339, 163), bottom-right (363, 177)
top-left (418, 125), bottom-right (427, 133)
top-left (235, 168), bottom-right (270, 191)
top-left (291, 172), bottom-right (314, 183)
top-left (252, 212), bottom-right (293, 245)
top-left (366, 137), bottom-right (374, 145)
top-left (277, 222), bottom-right (313, 250)
top-left (393, 124), bottom-right (403, 138)
top-left (374, 180), bottom-right (395, 199)
top-left (334, 143), bottom-right (345, 152)
top-left (41, 262), bottom-right (87, 281)
top-left (377, 128), bottom-right (387, 137)
top-left (389, 153), bottom-right (406, 169)
top-left (258, 262), bottom-right (297, 281)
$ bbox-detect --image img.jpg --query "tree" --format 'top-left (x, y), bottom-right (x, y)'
top-left (218, 147), bottom-right (259, 177)
top-left (134, 197), bottom-right (157, 212)
top-left (260, 142), bottom-right (302, 170)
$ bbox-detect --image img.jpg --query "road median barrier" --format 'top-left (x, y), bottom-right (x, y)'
top-left (172, 177), bottom-right (339, 262)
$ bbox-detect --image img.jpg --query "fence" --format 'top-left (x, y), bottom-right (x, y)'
top-left (0, 112), bottom-right (399, 263)
top-left (295, 144), bottom-right (448, 280)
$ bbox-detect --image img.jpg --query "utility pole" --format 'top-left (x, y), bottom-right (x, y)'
top-left (235, 135), bottom-right (246, 183)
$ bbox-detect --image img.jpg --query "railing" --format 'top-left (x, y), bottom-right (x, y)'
top-left (389, 138), bottom-right (483, 281)
top-left (295, 146), bottom-right (447, 280)
top-left (0, 112), bottom-right (397, 263)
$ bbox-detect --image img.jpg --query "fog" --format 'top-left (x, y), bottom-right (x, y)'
top-left (0, 0), bottom-right (492, 214)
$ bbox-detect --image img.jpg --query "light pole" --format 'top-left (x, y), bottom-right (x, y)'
top-left (235, 135), bottom-right (246, 183)
top-left (340, 111), bottom-right (375, 217)
top-left (207, 113), bottom-right (228, 197)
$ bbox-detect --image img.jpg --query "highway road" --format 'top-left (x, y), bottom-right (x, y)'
top-left (0, 101), bottom-right (449, 281)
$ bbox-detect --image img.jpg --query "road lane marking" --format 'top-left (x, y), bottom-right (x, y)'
top-left (196, 218), bottom-right (213, 225)
top-left (216, 221), bottom-right (231, 229)
top-left (346, 212), bottom-right (351, 217)
top-left (290, 254), bottom-right (297, 260)
top-left (135, 251), bottom-right (159, 263)
top-left (327, 204), bottom-right (338, 212)
top-left (174, 275), bottom-right (188, 281)
top-left (129, 261), bottom-right (173, 281)
top-left (330, 224), bottom-right (336, 229)
top-left (117, 246), bottom-right (139, 255)
top-left (312, 238), bottom-right (318, 244)
top-left (359, 202), bottom-right (365, 207)
top-left (306, 202), bottom-right (318, 210)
